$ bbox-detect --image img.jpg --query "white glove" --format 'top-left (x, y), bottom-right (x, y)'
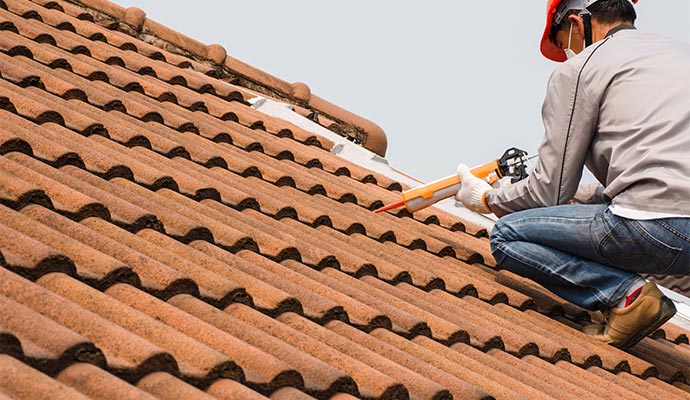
top-left (454, 164), bottom-right (492, 214)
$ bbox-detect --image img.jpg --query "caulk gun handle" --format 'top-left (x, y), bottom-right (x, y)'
top-left (470, 159), bottom-right (501, 180)
top-left (401, 160), bottom-right (499, 213)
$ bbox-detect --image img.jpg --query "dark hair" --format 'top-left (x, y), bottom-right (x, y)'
top-left (588, 0), bottom-right (636, 24)
top-left (549, 0), bottom-right (637, 44)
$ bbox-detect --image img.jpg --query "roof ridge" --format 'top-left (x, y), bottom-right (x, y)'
top-left (60, 0), bottom-right (388, 156)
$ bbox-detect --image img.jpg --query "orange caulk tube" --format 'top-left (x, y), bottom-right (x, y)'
top-left (374, 160), bottom-right (501, 214)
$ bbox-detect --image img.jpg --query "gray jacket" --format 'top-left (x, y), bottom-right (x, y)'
top-left (487, 27), bottom-right (690, 218)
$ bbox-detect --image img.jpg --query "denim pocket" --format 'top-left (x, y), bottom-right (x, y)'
top-left (598, 219), bottom-right (681, 274)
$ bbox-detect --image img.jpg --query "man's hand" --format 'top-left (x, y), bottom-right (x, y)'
top-left (455, 164), bottom-right (493, 214)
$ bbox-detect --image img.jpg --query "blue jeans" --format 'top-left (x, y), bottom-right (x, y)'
top-left (490, 204), bottom-right (690, 311)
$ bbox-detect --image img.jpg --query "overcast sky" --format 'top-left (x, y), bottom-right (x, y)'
top-left (116, 1), bottom-right (690, 184)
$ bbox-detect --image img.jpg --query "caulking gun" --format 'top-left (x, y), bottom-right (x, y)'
top-left (374, 147), bottom-right (536, 214)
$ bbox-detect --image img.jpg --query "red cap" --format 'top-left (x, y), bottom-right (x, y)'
top-left (541, 0), bottom-right (569, 62)
top-left (540, 0), bottom-right (639, 62)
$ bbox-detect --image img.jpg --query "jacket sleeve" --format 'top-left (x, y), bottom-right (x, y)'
top-left (486, 62), bottom-right (601, 217)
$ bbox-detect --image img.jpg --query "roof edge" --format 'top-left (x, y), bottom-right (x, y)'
top-left (70, 0), bottom-right (388, 157)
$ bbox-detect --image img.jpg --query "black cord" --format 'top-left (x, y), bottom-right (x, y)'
top-left (555, 37), bottom-right (612, 203)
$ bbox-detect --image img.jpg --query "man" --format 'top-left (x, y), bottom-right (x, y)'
top-left (455, 0), bottom-right (690, 350)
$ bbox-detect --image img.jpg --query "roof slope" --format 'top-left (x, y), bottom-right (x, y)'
top-left (0, 1), bottom-right (689, 399)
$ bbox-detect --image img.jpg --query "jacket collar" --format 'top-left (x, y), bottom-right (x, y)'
top-left (606, 24), bottom-right (636, 38)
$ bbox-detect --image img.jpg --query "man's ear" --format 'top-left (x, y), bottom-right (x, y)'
top-left (567, 14), bottom-right (586, 38)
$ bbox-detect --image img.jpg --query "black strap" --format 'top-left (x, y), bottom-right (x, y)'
top-left (581, 11), bottom-right (593, 47)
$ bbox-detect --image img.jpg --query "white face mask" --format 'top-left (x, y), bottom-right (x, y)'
top-left (564, 22), bottom-right (586, 60)
top-left (565, 23), bottom-right (577, 59)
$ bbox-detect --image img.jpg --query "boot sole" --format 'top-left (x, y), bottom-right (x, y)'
top-left (615, 296), bottom-right (677, 350)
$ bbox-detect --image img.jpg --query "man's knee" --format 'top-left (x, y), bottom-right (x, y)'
top-left (489, 218), bottom-right (509, 261)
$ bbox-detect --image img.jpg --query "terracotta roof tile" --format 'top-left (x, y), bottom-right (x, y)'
top-left (56, 362), bottom-right (159, 400)
top-left (138, 230), bottom-right (299, 315)
top-left (671, 381), bottom-right (690, 397)
top-left (206, 378), bottom-right (271, 400)
top-left (0, 204), bottom-right (133, 286)
top-left (346, 233), bottom-right (468, 288)
top-left (15, 124), bottom-right (126, 177)
top-left (559, 361), bottom-right (650, 400)
top-left (0, 156), bottom-right (52, 209)
top-left (4, 16), bottom-right (324, 141)
top-left (190, 241), bottom-right (340, 322)
top-left (512, 353), bottom-right (605, 400)
top-left (140, 154), bottom-right (257, 207)
top-left (0, 111), bottom-right (125, 175)
top-left (20, 205), bottom-right (196, 296)
top-left (317, 157), bottom-right (401, 191)
top-left (228, 305), bottom-right (408, 400)
top-left (9, 152), bottom-right (158, 229)
top-left (658, 322), bottom-right (690, 344)
top-left (647, 376), bottom-right (690, 398)
top-left (0, 268), bottom-right (177, 381)
top-left (228, 252), bottom-right (343, 323)
top-left (425, 289), bottom-right (564, 360)
top-left (409, 205), bottom-right (489, 238)
top-left (311, 227), bottom-right (440, 288)
top-left (2, 1), bottom-right (690, 398)
top-left (328, 394), bottom-right (365, 400)
top-left (6, 54), bottom-right (124, 110)
top-left (278, 313), bottom-right (452, 400)
top-left (270, 387), bottom-right (316, 400)
top-left (595, 369), bottom-right (688, 400)
top-left (0, 30), bottom-right (105, 80)
top-left (136, 372), bottom-right (218, 400)
top-left (203, 168), bottom-right (309, 219)
top-left (64, 169), bottom-right (207, 241)
top-left (487, 349), bottom-right (589, 400)
top-left (410, 336), bottom-right (540, 399)
top-left (401, 217), bottom-right (495, 262)
top-left (360, 277), bottom-right (495, 349)
top-left (38, 273), bottom-right (242, 387)
top-left (279, 259), bottom-right (391, 331)
top-left (0, 8), bottom-right (86, 54)
top-left (315, 268), bottom-right (431, 338)
top-left (0, 50), bottom-right (40, 87)
top-left (238, 251), bottom-right (372, 325)
top-left (496, 269), bottom-right (592, 318)
top-left (628, 339), bottom-right (690, 382)
top-left (105, 283), bottom-right (303, 393)
top-left (319, 271), bottom-right (464, 345)
top-left (0, 78), bottom-right (104, 135)
top-left (82, 218), bottom-right (248, 308)
top-left (326, 321), bottom-right (491, 400)
top-left (0, 126), bottom-right (31, 156)
top-left (526, 356), bottom-right (638, 400)
top-left (169, 294), bottom-right (357, 398)
top-left (0, 152), bottom-right (108, 219)
top-left (0, 220), bottom-right (74, 278)
top-left (0, 354), bottom-right (92, 400)
top-left (280, 221), bottom-right (394, 279)
top-left (0, 294), bottom-right (104, 374)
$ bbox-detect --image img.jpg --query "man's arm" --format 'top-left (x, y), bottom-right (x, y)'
top-left (485, 61), bottom-right (602, 217)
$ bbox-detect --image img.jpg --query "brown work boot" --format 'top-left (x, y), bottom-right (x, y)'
top-left (582, 282), bottom-right (676, 349)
